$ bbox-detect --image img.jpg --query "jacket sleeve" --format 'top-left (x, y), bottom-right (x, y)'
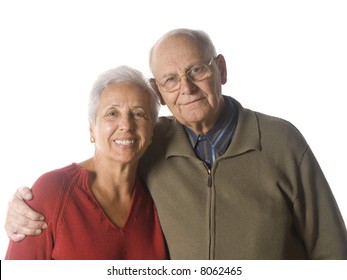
top-left (293, 146), bottom-right (347, 259)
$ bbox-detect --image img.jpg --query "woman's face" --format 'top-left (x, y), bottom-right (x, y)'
top-left (90, 81), bottom-right (154, 165)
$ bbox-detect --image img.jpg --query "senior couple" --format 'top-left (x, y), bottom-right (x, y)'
top-left (5, 28), bottom-right (347, 260)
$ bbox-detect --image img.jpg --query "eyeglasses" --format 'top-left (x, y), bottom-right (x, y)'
top-left (155, 56), bottom-right (216, 93)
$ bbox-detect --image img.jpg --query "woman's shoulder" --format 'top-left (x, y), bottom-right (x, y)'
top-left (32, 163), bottom-right (81, 190)
top-left (29, 163), bottom-right (86, 215)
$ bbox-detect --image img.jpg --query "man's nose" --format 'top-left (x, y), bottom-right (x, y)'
top-left (179, 75), bottom-right (196, 95)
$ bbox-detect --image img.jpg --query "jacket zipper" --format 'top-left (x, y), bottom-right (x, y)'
top-left (204, 163), bottom-right (214, 259)
top-left (204, 163), bottom-right (212, 188)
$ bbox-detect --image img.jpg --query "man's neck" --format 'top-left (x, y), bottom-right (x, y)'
top-left (184, 98), bottom-right (227, 135)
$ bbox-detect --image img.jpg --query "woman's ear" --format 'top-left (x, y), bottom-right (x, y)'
top-left (89, 122), bottom-right (95, 141)
top-left (216, 54), bottom-right (227, 85)
top-left (149, 78), bottom-right (166, 105)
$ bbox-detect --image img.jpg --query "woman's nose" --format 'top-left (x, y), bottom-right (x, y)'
top-left (119, 115), bottom-right (134, 131)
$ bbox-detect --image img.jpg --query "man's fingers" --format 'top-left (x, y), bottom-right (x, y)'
top-left (16, 186), bottom-right (34, 201)
top-left (7, 233), bottom-right (26, 242)
top-left (5, 215), bottom-right (47, 239)
top-left (9, 191), bottom-right (45, 221)
top-left (5, 186), bottom-right (47, 240)
top-left (20, 205), bottom-right (45, 221)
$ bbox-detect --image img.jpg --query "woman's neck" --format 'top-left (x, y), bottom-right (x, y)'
top-left (78, 157), bottom-right (138, 227)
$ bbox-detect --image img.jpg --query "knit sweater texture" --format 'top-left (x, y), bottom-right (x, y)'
top-left (139, 96), bottom-right (347, 259)
top-left (6, 163), bottom-right (168, 260)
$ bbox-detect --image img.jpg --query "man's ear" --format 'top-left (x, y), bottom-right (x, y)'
top-left (216, 54), bottom-right (227, 85)
top-left (149, 78), bottom-right (166, 105)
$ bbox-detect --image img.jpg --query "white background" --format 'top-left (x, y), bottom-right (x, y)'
top-left (0, 0), bottom-right (346, 261)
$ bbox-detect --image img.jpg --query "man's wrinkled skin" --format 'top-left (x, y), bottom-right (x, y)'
top-left (5, 187), bottom-right (47, 241)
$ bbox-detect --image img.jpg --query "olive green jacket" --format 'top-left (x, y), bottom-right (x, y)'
top-left (139, 97), bottom-right (347, 259)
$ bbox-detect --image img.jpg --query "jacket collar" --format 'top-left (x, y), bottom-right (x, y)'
top-left (224, 98), bottom-right (261, 157)
top-left (164, 96), bottom-right (261, 160)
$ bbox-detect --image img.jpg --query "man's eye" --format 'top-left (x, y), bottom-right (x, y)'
top-left (190, 65), bottom-right (204, 74)
top-left (163, 76), bottom-right (177, 85)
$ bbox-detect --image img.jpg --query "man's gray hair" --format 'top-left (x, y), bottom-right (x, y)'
top-left (149, 28), bottom-right (217, 72)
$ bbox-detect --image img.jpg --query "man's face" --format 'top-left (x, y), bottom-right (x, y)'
top-left (151, 34), bottom-right (226, 133)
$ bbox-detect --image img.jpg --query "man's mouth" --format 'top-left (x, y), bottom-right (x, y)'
top-left (181, 97), bottom-right (205, 106)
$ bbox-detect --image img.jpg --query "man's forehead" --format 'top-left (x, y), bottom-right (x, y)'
top-left (154, 44), bottom-right (202, 66)
top-left (151, 34), bottom-right (205, 75)
top-left (155, 33), bottom-right (199, 52)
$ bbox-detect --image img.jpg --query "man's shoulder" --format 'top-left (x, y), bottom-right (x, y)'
top-left (155, 116), bottom-right (175, 128)
top-left (253, 111), bottom-right (303, 136)
top-left (231, 98), bottom-right (308, 151)
top-left (246, 109), bottom-right (308, 151)
top-left (152, 116), bottom-right (177, 138)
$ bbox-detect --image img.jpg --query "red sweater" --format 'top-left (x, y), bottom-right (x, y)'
top-left (5, 163), bottom-right (168, 260)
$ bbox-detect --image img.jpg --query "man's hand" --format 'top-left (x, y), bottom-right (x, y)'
top-left (5, 186), bottom-right (47, 241)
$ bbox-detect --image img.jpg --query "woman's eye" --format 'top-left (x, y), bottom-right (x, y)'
top-left (107, 111), bottom-right (117, 117)
top-left (133, 110), bottom-right (148, 120)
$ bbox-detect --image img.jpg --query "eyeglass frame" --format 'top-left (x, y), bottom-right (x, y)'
top-left (154, 55), bottom-right (218, 93)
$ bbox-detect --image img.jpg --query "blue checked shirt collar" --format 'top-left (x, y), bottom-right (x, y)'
top-left (184, 96), bottom-right (239, 168)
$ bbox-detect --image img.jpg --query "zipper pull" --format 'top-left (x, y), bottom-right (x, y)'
top-left (208, 171), bottom-right (212, 187)
top-left (204, 163), bottom-right (212, 187)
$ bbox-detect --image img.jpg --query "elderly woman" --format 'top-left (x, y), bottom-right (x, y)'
top-left (5, 66), bottom-right (168, 260)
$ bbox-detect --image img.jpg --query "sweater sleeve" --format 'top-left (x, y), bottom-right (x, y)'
top-left (5, 170), bottom-right (65, 259)
top-left (293, 146), bottom-right (347, 259)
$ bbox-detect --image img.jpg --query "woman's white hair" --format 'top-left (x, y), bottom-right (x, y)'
top-left (88, 65), bottom-right (160, 123)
